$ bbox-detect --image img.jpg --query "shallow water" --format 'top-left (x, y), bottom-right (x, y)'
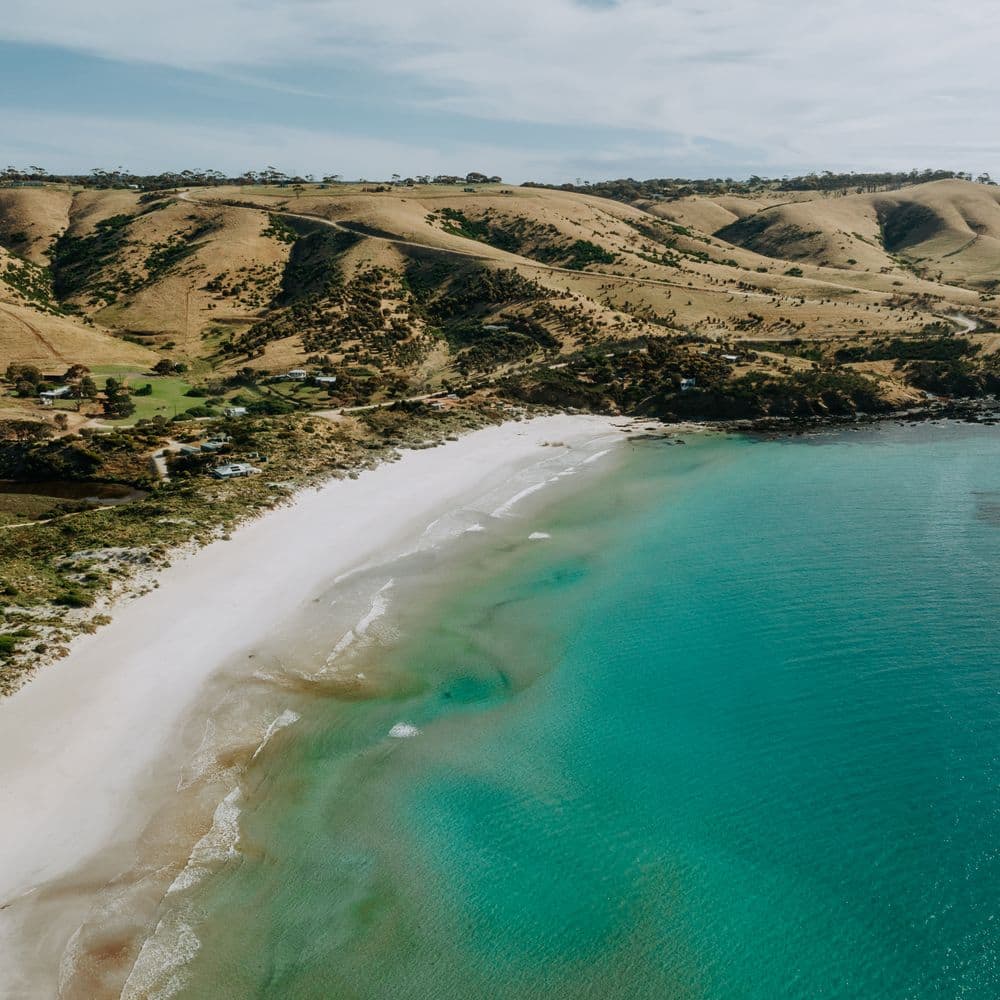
top-left (131, 424), bottom-right (1000, 998)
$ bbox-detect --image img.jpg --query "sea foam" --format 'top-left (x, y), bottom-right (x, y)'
top-left (325, 579), bottom-right (394, 665)
top-left (119, 912), bottom-right (200, 1000)
top-left (389, 723), bottom-right (421, 739)
top-left (252, 709), bottom-right (301, 761)
top-left (491, 482), bottom-right (547, 518)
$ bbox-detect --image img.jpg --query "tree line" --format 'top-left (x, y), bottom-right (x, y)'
top-left (523, 168), bottom-right (994, 203)
top-left (0, 165), bottom-right (502, 192)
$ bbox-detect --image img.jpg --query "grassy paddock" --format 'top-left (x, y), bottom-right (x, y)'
top-left (91, 366), bottom-right (198, 423)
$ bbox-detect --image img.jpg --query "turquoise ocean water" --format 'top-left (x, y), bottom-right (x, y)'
top-left (171, 424), bottom-right (1000, 999)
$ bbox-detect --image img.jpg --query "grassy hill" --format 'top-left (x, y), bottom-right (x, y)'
top-left (1, 176), bottom-right (999, 419)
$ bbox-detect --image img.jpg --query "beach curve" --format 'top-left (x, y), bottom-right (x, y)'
top-left (0, 413), bottom-right (623, 993)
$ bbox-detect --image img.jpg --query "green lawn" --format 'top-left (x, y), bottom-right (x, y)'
top-left (78, 367), bottom-right (339, 424)
top-left (90, 366), bottom-right (199, 424)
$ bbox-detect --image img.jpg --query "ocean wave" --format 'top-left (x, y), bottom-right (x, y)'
top-left (420, 514), bottom-right (444, 538)
top-left (324, 579), bottom-right (394, 666)
top-left (490, 481), bottom-right (547, 518)
top-left (528, 532), bottom-right (551, 540)
top-left (412, 508), bottom-right (500, 548)
top-left (176, 718), bottom-right (220, 791)
top-left (252, 709), bottom-right (301, 761)
top-left (119, 912), bottom-right (200, 1000)
top-left (388, 722), bottom-right (421, 739)
top-left (489, 445), bottom-right (611, 519)
top-left (166, 787), bottom-right (242, 897)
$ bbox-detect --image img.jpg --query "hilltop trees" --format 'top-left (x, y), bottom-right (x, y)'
top-left (523, 169), bottom-right (965, 203)
top-left (0, 164), bottom-right (516, 192)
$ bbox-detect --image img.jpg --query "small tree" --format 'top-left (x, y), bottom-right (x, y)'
top-left (102, 378), bottom-right (135, 419)
top-left (5, 363), bottom-right (41, 387)
top-left (0, 419), bottom-right (53, 443)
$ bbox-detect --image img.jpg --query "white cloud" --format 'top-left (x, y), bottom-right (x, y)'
top-left (4, 0), bottom-right (1000, 175)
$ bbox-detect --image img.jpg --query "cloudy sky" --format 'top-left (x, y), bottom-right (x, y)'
top-left (2, 0), bottom-right (998, 182)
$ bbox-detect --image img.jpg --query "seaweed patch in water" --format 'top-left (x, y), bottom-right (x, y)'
top-left (972, 491), bottom-right (1000, 525)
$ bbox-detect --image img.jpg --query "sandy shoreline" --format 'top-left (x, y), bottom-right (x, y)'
top-left (0, 414), bottom-right (626, 992)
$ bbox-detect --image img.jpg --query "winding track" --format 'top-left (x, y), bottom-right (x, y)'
top-left (176, 190), bottom-right (813, 304)
top-left (0, 304), bottom-right (69, 364)
top-left (176, 189), bottom-right (986, 349)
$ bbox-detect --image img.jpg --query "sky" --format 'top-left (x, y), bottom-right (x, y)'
top-left (2, 0), bottom-right (999, 184)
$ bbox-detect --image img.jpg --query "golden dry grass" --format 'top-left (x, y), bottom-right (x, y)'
top-left (0, 188), bottom-right (73, 264)
top-left (0, 300), bottom-right (154, 369)
top-left (1, 178), bottom-right (996, 376)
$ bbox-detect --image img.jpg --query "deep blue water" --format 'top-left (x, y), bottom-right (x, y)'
top-left (174, 424), bottom-right (1000, 999)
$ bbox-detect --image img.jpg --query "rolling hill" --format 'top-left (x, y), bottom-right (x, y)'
top-left (1, 176), bottom-right (997, 418)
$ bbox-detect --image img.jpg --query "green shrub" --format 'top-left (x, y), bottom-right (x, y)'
top-left (55, 587), bottom-right (95, 608)
top-left (246, 398), bottom-right (296, 415)
top-left (180, 405), bottom-right (214, 418)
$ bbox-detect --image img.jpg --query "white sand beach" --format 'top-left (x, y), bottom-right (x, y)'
top-left (0, 414), bottom-right (624, 993)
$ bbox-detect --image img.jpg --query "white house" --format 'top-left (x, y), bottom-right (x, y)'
top-left (721, 354), bottom-right (740, 362)
top-left (286, 369), bottom-right (308, 381)
top-left (224, 406), bottom-right (248, 417)
top-left (39, 385), bottom-right (71, 401)
top-left (680, 377), bottom-right (697, 391)
top-left (212, 463), bottom-right (260, 479)
top-left (314, 376), bottom-right (337, 386)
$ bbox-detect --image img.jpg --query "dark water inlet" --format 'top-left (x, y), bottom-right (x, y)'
top-left (0, 480), bottom-right (147, 504)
